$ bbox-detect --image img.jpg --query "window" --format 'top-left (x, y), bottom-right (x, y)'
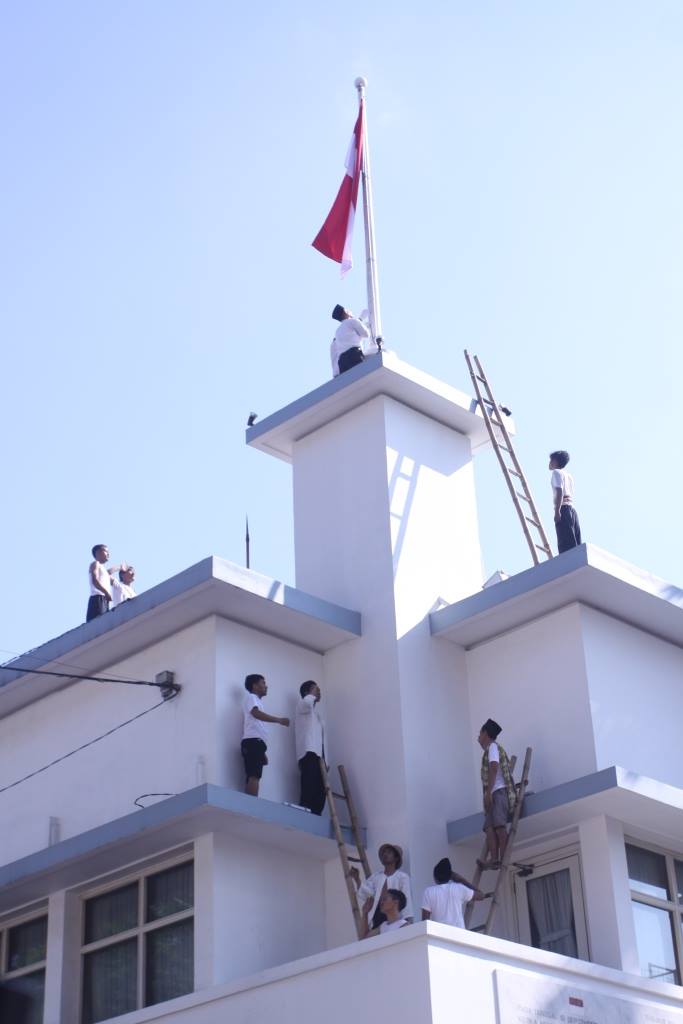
top-left (81, 859), bottom-right (194, 1023)
top-left (515, 853), bottom-right (590, 960)
top-left (0, 912), bottom-right (48, 1024)
top-left (626, 842), bottom-right (683, 985)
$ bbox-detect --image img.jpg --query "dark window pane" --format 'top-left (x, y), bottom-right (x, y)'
top-left (82, 937), bottom-right (137, 1024)
top-left (84, 882), bottom-right (138, 944)
top-left (632, 902), bottom-right (679, 984)
top-left (7, 917), bottom-right (47, 971)
top-left (0, 969), bottom-right (45, 1024)
top-left (625, 845), bottom-right (670, 901)
top-left (145, 919), bottom-right (193, 1007)
top-left (675, 860), bottom-right (683, 903)
top-left (526, 868), bottom-right (579, 958)
top-left (146, 862), bottom-right (193, 923)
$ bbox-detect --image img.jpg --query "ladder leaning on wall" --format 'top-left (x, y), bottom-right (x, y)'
top-left (464, 746), bottom-right (533, 935)
top-left (464, 351), bottom-right (553, 566)
top-left (319, 760), bottom-right (371, 939)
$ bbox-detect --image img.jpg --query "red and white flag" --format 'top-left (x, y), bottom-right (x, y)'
top-left (312, 101), bottom-right (364, 276)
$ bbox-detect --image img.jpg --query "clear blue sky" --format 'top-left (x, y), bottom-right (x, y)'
top-left (2, 1), bottom-right (681, 658)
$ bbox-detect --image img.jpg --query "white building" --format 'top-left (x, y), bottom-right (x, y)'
top-left (1, 351), bottom-right (683, 1024)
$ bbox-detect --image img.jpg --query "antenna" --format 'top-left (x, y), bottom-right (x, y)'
top-left (245, 515), bottom-right (251, 569)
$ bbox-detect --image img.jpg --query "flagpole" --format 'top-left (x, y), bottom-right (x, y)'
top-left (354, 77), bottom-right (383, 347)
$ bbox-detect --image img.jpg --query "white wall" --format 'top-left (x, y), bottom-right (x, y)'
top-left (213, 617), bottom-right (324, 805)
top-left (465, 604), bottom-right (597, 808)
top-left (0, 618), bottom-right (217, 867)
top-left (580, 606), bottom-right (683, 788)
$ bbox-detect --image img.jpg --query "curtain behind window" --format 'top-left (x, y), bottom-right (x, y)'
top-left (526, 867), bottom-right (578, 958)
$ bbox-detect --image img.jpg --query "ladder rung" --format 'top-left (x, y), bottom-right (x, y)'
top-left (508, 469), bottom-right (523, 478)
top-left (347, 856), bottom-right (363, 862)
top-left (535, 543), bottom-right (552, 553)
top-left (475, 374), bottom-right (487, 384)
top-left (331, 792), bottom-right (347, 800)
top-left (515, 491), bottom-right (532, 503)
top-left (524, 517), bottom-right (542, 528)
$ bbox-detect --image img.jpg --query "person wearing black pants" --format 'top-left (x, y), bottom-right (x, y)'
top-left (295, 680), bottom-right (326, 814)
top-left (549, 450), bottom-right (582, 554)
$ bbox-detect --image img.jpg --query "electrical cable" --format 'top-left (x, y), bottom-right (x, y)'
top-left (0, 691), bottom-right (179, 796)
top-left (134, 793), bottom-right (175, 809)
top-left (0, 664), bottom-right (166, 690)
top-left (0, 646), bottom-right (156, 684)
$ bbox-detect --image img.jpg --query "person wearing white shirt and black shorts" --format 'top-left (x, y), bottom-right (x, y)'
top-left (241, 674), bottom-right (290, 798)
top-left (295, 680), bottom-right (326, 814)
top-left (549, 450), bottom-right (582, 554)
top-left (330, 304), bottom-right (371, 376)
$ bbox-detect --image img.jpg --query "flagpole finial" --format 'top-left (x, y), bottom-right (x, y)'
top-left (354, 76), bottom-right (368, 93)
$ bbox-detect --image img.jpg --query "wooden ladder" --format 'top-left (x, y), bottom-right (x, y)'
top-left (464, 747), bottom-right (533, 935)
top-left (320, 760), bottom-right (371, 939)
top-left (464, 351), bottom-right (553, 566)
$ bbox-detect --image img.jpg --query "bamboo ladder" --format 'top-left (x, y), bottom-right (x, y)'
top-left (464, 351), bottom-right (553, 565)
top-left (464, 747), bottom-right (533, 935)
top-left (319, 760), bottom-right (371, 939)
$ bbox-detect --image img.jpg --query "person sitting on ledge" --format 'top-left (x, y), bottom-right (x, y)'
top-left (362, 889), bottom-right (409, 938)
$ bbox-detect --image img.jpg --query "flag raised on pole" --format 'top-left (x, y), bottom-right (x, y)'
top-left (312, 101), bottom-right (364, 276)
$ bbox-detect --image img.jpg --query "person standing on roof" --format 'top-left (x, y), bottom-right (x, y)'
top-left (87, 544), bottom-right (123, 622)
top-left (353, 843), bottom-right (414, 931)
top-left (549, 450), bottom-right (582, 554)
top-left (330, 304), bottom-right (371, 376)
top-left (477, 719), bottom-right (516, 869)
top-left (295, 680), bottom-right (326, 815)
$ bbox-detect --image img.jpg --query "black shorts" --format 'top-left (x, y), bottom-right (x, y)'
top-left (241, 738), bottom-right (267, 780)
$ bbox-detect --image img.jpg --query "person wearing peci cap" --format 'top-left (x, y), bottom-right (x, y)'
top-left (477, 718), bottom-right (517, 869)
top-left (329, 304), bottom-right (371, 377)
top-left (421, 857), bottom-right (484, 928)
top-left (352, 842), bottom-right (414, 931)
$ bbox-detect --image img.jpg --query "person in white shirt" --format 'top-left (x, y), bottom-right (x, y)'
top-left (295, 680), bottom-right (326, 814)
top-left (353, 843), bottom-right (414, 930)
top-left (241, 674), bottom-right (290, 797)
top-left (549, 450), bottom-right (582, 554)
top-left (111, 565), bottom-right (136, 607)
top-left (422, 857), bottom-right (482, 928)
top-left (477, 718), bottom-right (516, 868)
top-left (362, 889), bottom-right (410, 939)
top-left (330, 304), bottom-right (371, 377)
top-left (87, 544), bottom-right (124, 622)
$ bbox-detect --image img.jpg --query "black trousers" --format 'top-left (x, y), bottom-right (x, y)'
top-left (298, 752), bottom-right (325, 815)
top-left (337, 347), bottom-right (365, 374)
top-left (86, 594), bottom-right (109, 622)
top-left (555, 505), bottom-right (582, 554)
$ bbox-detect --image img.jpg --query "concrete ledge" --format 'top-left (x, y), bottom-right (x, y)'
top-left (0, 784), bottom-right (363, 912)
top-left (246, 351), bottom-right (502, 462)
top-left (0, 556), bottom-right (362, 716)
top-left (430, 543), bottom-right (683, 649)
top-left (447, 766), bottom-right (683, 849)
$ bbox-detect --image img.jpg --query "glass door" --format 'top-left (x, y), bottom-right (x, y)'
top-left (515, 854), bottom-right (590, 960)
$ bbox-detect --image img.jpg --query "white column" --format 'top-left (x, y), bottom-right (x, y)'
top-left (44, 889), bottom-right (81, 1024)
top-left (578, 815), bottom-right (639, 972)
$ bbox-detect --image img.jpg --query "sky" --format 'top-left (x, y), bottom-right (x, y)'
top-left (2, 1), bottom-right (682, 658)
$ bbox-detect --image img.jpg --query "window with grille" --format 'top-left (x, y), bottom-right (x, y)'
top-left (626, 841), bottom-right (683, 986)
top-left (80, 859), bottom-right (194, 1024)
top-left (0, 912), bottom-right (48, 1024)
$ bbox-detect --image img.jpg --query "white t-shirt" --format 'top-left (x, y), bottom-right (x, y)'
top-left (379, 918), bottom-right (408, 934)
top-left (421, 881), bottom-right (473, 929)
top-left (330, 317), bottom-right (371, 376)
top-left (551, 468), bottom-right (574, 503)
top-left (111, 577), bottom-right (136, 607)
top-left (487, 742), bottom-right (505, 793)
top-left (89, 561), bottom-right (112, 598)
top-left (242, 693), bottom-right (268, 743)
top-left (357, 869), bottom-right (414, 923)
top-left (295, 694), bottom-right (325, 760)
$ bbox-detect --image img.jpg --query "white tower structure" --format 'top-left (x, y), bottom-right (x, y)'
top-left (1, 351), bottom-right (683, 1023)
